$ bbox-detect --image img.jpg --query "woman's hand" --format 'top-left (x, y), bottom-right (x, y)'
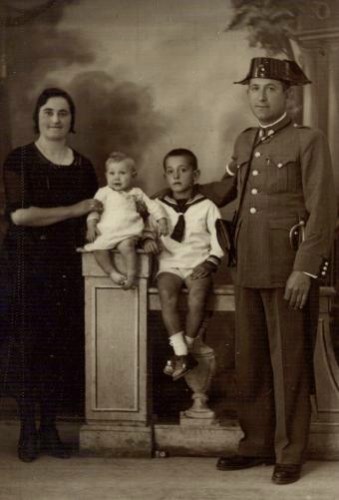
top-left (72, 199), bottom-right (103, 217)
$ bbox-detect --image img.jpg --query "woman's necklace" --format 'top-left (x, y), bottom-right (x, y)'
top-left (35, 141), bottom-right (72, 167)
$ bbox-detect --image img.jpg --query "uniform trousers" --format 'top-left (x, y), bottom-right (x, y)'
top-left (235, 286), bottom-right (312, 464)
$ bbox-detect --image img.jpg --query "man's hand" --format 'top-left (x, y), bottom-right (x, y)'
top-left (191, 261), bottom-right (216, 280)
top-left (284, 271), bottom-right (311, 309)
top-left (143, 238), bottom-right (159, 254)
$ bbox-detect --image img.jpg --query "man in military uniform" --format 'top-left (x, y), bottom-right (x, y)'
top-left (202, 58), bottom-right (337, 484)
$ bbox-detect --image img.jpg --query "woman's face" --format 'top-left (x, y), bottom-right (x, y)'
top-left (38, 97), bottom-right (72, 140)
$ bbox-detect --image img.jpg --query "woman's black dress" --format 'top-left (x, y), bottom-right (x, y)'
top-left (0, 143), bottom-right (98, 421)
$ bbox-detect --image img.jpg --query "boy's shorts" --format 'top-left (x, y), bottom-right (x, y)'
top-left (157, 265), bottom-right (193, 280)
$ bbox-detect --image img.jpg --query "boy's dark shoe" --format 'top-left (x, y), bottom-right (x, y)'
top-left (163, 357), bottom-right (175, 376)
top-left (272, 464), bottom-right (301, 485)
top-left (39, 426), bottom-right (71, 459)
top-left (172, 353), bottom-right (198, 381)
top-left (217, 455), bottom-right (275, 470)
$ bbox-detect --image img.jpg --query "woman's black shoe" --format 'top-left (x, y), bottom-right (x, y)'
top-left (39, 427), bottom-right (71, 459)
top-left (18, 430), bottom-right (39, 463)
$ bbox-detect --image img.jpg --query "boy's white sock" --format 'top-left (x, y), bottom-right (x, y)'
top-left (169, 331), bottom-right (188, 356)
top-left (185, 336), bottom-right (195, 349)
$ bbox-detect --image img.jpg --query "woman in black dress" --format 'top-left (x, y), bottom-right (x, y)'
top-left (0, 88), bottom-right (101, 462)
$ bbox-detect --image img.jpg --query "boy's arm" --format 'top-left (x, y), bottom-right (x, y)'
top-left (206, 202), bottom-right (225, 264)
top-left (191, 202), bottom-right (224, 279)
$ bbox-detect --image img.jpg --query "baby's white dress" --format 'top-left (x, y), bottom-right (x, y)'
top-left (84, 186), bottom-right (164, 251)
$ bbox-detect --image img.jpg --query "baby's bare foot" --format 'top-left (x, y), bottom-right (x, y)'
top-left (110, 271), bottom-right (126, 286)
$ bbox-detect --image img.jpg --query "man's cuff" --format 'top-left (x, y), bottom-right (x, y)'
top-left (303, 271), bottom-right (317, 279)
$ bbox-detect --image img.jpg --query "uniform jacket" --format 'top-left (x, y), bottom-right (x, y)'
top-left (201, 114), bottom-right (337, 287)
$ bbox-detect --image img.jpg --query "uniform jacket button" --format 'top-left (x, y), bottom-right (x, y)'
top-left (250, 207), bottom-right (257, 214)
top-left (254, 151), bottom-right (261, 158)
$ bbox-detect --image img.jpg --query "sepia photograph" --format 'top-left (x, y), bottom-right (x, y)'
top-left (0, 1), bottom-right (339, 498)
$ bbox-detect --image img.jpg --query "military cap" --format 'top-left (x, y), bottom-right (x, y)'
top-left (234, 57), bottom-right (311, 86)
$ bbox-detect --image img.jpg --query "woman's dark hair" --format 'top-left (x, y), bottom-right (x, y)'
top-left (33, 87), bottom-right (76, 134)
top-left (163, 148), bottom-right (198, 170)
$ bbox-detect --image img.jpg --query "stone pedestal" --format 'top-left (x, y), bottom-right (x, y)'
top-left (79, 251), bottom-right (153, 457)
top-left (181, 315), bottom-right (218, 425)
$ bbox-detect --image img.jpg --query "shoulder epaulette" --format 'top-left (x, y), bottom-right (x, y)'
top-left (293, 123), bottom-right (311, 129)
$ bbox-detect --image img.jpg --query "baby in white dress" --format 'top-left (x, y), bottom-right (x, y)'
top-left (85, 151), bottom-right (168, 288)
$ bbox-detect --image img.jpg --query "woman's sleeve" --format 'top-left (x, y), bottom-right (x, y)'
top-left (3, 148), bottom-right (31, 217)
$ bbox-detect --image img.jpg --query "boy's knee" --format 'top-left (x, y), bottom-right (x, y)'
top-left (158, 287), bottom-right (179, 306)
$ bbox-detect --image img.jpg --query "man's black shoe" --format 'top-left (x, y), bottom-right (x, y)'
top-left (39, 426), bottom-right (71, 459)
top-left (217, 455), bottom-right (275, 471)
top-left (272, 464), bottom-right (301, 485)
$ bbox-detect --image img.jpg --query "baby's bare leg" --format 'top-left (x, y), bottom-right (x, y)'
top-left (185, 275), bottom-right (212, 339)
top-left (93, 250), bottom-right (126, 285)
top-left (116, 238), bottom-right (138, 289)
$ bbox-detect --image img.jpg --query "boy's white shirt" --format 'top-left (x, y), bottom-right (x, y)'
top-left (87, 186), bottom-right (165, 222)
top-left (145, 193), bottom-right (224, 269)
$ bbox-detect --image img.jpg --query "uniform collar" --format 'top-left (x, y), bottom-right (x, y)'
top-left (258, 113), bottom-right (292, 142)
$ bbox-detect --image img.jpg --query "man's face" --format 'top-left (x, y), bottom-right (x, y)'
top-left (247, 78), bottom-right (288, 125)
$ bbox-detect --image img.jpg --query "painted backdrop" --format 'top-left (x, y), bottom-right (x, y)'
top-left (4, 0), bottom-right (267, 197)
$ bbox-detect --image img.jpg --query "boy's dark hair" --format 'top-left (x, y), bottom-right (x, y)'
top-left (33, 87), bottom-right (76, 134)
top-left (163, 148), bottom-right (198, 170)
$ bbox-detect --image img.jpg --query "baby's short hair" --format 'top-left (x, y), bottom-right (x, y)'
top-left (163, 148), bottom-right (198, 170)
top-left (105, 151), bottom-right (136, 171)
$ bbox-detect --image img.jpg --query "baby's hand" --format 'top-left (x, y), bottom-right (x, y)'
top-left (143, 238), bottom-right (159, 255)
top-left (158, 217), bottom-right (169, 236)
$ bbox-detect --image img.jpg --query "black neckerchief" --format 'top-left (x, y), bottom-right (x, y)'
top-left (161, 192), bottom-right (206, 242)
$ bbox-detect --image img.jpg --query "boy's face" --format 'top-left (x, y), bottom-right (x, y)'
top-left (106, 160), bottom-right (135, 191)
top-left (164, 155), bottom-right (200, 198)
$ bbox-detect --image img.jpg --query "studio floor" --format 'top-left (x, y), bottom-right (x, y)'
top-left (0, 421), bottom-right (338, 500)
